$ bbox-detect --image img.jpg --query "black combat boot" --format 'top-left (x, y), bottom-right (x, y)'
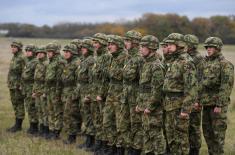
top-left (189, 148), bottom-right (200, 155)
top-left (77, 135), bottom-right (88, 149)
top-left (51, 129), bottom-right (61, 140)
top-left (6, 118), bottom-right (23, 133)
top-left (116, 147), bottom-right (125, 155)
top-left (93, 140), bottom-right (102, 154)
top-left (45, 130), bottom-right (55, 140)
top-left (38, 124), bottom-right (45, 137)
top-left (43, 126), bottom-right (49, 138)
top-left (27, 122), bottom-right (38, 135)
top-left (131, 148), bottom-right (141, 155)
top-left (104, 145), bottom-right (116, 155)
top-left (85, 135), bottom-right (95, 151)
top-left (63, 135), bottom-right (77, 144)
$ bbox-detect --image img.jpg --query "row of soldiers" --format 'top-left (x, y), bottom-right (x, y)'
top-left (7, 31), bottom-right (234, 155)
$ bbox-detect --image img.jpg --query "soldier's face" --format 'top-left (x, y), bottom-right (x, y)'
top-left (82, 47), bottom-right (89, 56)
top-left (64, 51), bottom-right (72, 59)
top-left (161, 45), bottom-right (169, 55)
top-left (108, 43), bottom-right (118, 53)
top-left (93, 41), bottom-right (101, 50)
top-left (206, 46), bottom-right (217, 57)
top-left (140, 46), bottom-right (150, 57)
top-left (124, 40), bottom-right (132, 50)
top-left (167, 43), bottom-right (177, 53)
top-left (47, 51), bottom-right (54, 58)
top-left (11, 46), bottom-right (18, 54)
top-left (37, 52), bottom-right (46, 59)
top-left (25, 50), bottom-right (33, 57)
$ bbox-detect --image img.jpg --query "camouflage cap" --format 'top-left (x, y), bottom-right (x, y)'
top-left (25, 44), bottom-right (37, 53)
top-left (108, 35), bottom-right (124, 49)
top-left (140, 35), bottom-right (159, 50)
top-left (160, 37), bottom-right (168, 46)
top-left (81, 39), bottom-right (94, 52)
top-left (70, 39), bottom-right (82, 49)
top-left (184, 34), bottom-right (199, 48)
top-left (165, 33), bottom-right (185, 47)
top-left (93, 33), bottom-right (108, 46)
top-left (124, 30), bottom-right (142, 44)
top-left (46, 42), bottom-right (61, 54)
top-left (11, 40), bottom-right (23, 50)
top-left (36, 46), bottom-right (46, 54)
top-left (63, 43), bottom-right (78, 55)
top-left (204, 37), bottom-right (223, 49)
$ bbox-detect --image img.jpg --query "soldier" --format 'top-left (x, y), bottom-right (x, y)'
top-left (61, 43), bottom-right (81, 144)
top-left (135, 35), bottom-right (165, 155)
top-left (201, 37), bottom-right (234, 155)
top-left (70, 39), bottom-right (83, 60)
top-left (122, 30), bottom-right (143, 155)
top-left (184, 34), bottom-right (205, 155)
top-left (91, 33), bottom-right (111, 154)
top-left (45, 42), bottom-right (65, 140)
top-left (76, 39), bottom-right (95, 150)
top-left (32, 46), bottom-right (49, 137)
top-left (163, 33), bottom-right (197, 155)
top-left (7, 41), bottom-right (25, 133)
top-left (22, 44), bottom-right (39, 135)
top-left (102, 35), bottom-right (129, 155)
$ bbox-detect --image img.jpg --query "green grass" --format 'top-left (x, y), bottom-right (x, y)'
top-left (0, 37), bottom-right (235, 154)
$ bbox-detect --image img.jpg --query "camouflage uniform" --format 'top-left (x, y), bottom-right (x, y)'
top-left (32, 46), bottom-right (49, 136)
top-left (45, 42), bottom-right (65, 139)
top-left (102, 35), bottom-right (129, 154)
top-left (184, 34), bottom-right (205, 155)
top-left (122, 30), bottom-right (143, 154)
top-left (163, 33), bottom-right (197, 155)
top-left (76, 39), bottom-right (95, 150)
top-left (137, 35), bottom-right (166, 155)
top-left (61, 43), bottom-right (81, 144)
top-left (7, 41), bottom-right (25, 132)
top-left (22, 44), bottom-right (39, 134)
top-left (201, 37), bottom-right (234, 155)
top-left (90, 33), bottom-right (112, 152)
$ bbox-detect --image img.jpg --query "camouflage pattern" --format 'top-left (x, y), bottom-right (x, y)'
top-left (185, 34), bottom-right (205, 151)
top-left (8, 41), bottom-right (25, 119)
top-left (76, 39), bottom-right (95, 136)
top-left (137, 35), bottom-right (166, 154)
top-left (22, 44), bottom-right (38, 124)
top-left (45, 43), bottom-right (65, 131)
top-left (103, 35), bottom-right (129, 147)
top-left (163, 33), bottom-right (197, 155)
top-left (61, 44), bottom-right (81, 136)
top-left (91, 33), bottom-right (111, 142)
top-left (33, 46), bottom-right (48, 127)
top-left (121, 30), bottom-right (143, 150)
top-left (201, 37), bottom-right (234, 155)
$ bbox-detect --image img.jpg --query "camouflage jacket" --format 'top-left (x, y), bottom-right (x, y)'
top-left (22, 56), bottom-right (38, 94)
top-left (137, 53), bottom-right (165, 111)
top-left (163, 50), bottom-right (197, 113)
top-left (92, 47), bottom-right (112, 99)
top-left (45, 55), bottom-right (65, 96)
top-left (201, 52), bottom-right (234, 107)
top-left (32, 57), bottom-right (48, 94)
top-left (7, 51), bottom-right (25, 89)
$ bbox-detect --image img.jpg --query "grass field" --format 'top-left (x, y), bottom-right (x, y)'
top-left (0, 37), bottom-right (235, 155)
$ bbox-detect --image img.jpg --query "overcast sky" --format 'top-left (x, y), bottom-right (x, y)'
top-left (0, 0), bottom-right (234, 26)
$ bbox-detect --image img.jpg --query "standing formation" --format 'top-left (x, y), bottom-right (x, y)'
top-left (7, 31), bottom-right (234, 155)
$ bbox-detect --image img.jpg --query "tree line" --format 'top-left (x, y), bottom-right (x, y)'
top-left (1, 13), bottom-right (235, 44)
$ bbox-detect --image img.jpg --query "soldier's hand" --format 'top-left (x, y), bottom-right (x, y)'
top-left (180, 112), bottom-right (189, 118)
top-left (96, 96), bottom-right (102, 102)
top-left (135, 106), bottom-right (141, 113)
top-left (214, 107), bottom-right (222, 113)
top-left (194, 102), bottom-right (202, 111)
top-left (144, 108), bottom-right (151, 115)
top-left (84, 97), bottom-right (91, 104)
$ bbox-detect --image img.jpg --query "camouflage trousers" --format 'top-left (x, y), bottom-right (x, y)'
top-left (63, 97), bottom-right (80, 135)
top-left (92, 100), bottom-right (106, 141)
top-left (189, 109), bottom-right (202, 149)
top-left (202, 105), bottom-right (228, 155)
top-left (9, 88), bottom-right (25, 119)
top-left (35, 94), bottom-right (48, 126)
top-left (165, 108), bottom-right (190, 155)
top-left (103, 85), bottom-right (125, 147)
top-left (47, 87), bottom-right (63, 131)
top-left (24, 86), bottom-right (38, 123)
top-left (80, 86), bottom-right (95, 136)
top-left (142, 109), bottom-right (166, 154)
